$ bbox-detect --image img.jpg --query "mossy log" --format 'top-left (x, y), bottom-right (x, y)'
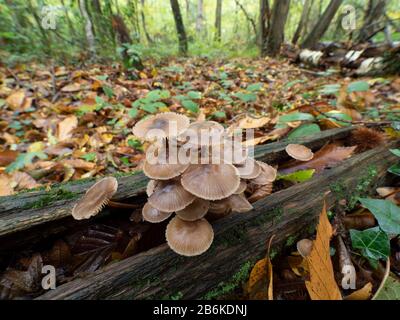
top-left (35, 139), bottom-right (399, 300)
top-left (0, 127), bottom-right (353, 241)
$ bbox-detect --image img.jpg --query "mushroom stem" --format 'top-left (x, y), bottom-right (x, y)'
top-left (108, 200), bottom-right (140, 209)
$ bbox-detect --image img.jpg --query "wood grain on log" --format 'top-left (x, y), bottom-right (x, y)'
top-left (35, 140), bottom-right (399, 300)
top-left (0, 127), bottom-right (353, 238)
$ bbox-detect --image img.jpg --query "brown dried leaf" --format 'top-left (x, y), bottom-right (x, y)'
top-left (344, 282), bottom-right (372, 300)
top-left (0, 174), bottom-right (14, 196)
top-left (0, 150), bottom-right (19, 166)
top-left (57, 115), bottom-right (78, 141)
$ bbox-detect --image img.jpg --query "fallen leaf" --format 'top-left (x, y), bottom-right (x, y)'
top-left (0, 174), bottom-right (14, 196)
top-left (61, 83), bottom-right (82, 93)
top-left (344, 282), bottom-right (373, 300)
top-left (63, 159), bottom-right (96, 170)
top-left (12, 172), bottom-right (40, 190)
top-left (304, 202), bottom-right (342, 300)
top-left (6, 90), bottom-right (26, 110)
top-left (57, 115), bottom-right (78, 141)
top-left (0, 150), bottom-right (19, 166)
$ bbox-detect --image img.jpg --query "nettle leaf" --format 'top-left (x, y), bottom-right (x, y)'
top-left (234, 92), bottom-right (257, 103)
top-left (359, 198), bottom-right (400, 235)
top-left (279, 112), bottom-right (315, 123)
top-left (181, 100), bottom-right (199, 113)
top-left (278, 169), bottom-right (315, 183)
top-left (246, 83), bottom-right (263, 92)
top-left (350, 227), bottom-right (390, 266)
top-left (103, 86), bottom-right (114, 98)
top-left (187, 91), bottom-right (202, 100)
top-left (319, 84), bottom-right (341, 95)
top-left (6, 152), bottom-right (48, 173)
top-left (347, 81), bottom-right (370, 93)
top-left (287, 123), bottom-right (321, 139)
top-left (390, 149), bottom-right (400, 157)
top-left (388, 164), bottom-right (400, 176)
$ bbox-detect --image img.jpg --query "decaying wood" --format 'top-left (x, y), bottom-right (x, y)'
top-left (36, 140), bottom-right (399, 300)
top-left (0, 127), bottom-right (354, 241)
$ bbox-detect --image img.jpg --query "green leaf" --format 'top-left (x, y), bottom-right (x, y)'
top-left (359, 198), bottom-right (400, 235)
top-left (284, 80), bottom-right (305, 89)
top-left (80, 153), bottom-right (97, 162)
top-left (127, 138), bottom-right (142, 149)
top-left (347, 81), bottom-right (370, 93)
top-left (278, 169), bottom-right (315, 183)
top-left (212, 111), bottom-right (226, 119)
top-left (0, 99), bottom-right (5, 108)
top-left (373, 274), bottom-right (400, 300)
top-left (318, 111), bottom-right (352, 127)
top-left (279, 112), bottom-right (315, 123)
top-left (147, 89), bottom-right (170, 101)
top-left (5, 152), bottom-right (48, 173)
top-left (234, 92), bottom-right (257, 103)
top-left (181, 99), bottom-right (199, 113)
top-left (103, 86), bottom-right (114, 98)
top-left (187, 91), bottom-right (202, 99)
top-left (350, 227), bottom-right (390, 265)
top-left (246, 83), bottom-right (263, 92)
top-left (388, 164), bottom-right (400, 176)
top-left (319, 84), bottom-right (341, 95)
top-left (390, 149), bottom-right (400, 157)
top-left (128, 107), bottom-right (138, 118)
top-left (287, 123), bottom-right (321, 139)
top-left (140, 102), bottom-right (163, 113)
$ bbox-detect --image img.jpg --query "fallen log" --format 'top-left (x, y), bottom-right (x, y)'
top-left (35, 139), bottom-right (399, 300)
top-left (0, 126), bottom-right (354, 243)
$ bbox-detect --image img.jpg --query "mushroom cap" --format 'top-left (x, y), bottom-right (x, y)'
top-left (247, 182), bottom-right (273, 203)
top-left (297, 239), bottom-right (313, 257)
top-left (179, 121), bottom-right (225, 147)
top-left (143, 160), bottom-right (189, 180)
top-left (142, 202), bottom-right (173, 223)
top-left (251, 161), bottom-right (277, 185)
top-left (235, 157), bottom-right (261, 179)
top-left (148, 179), bottom-right (196, 212)
top-left (176, 198), bottom-right (210, 221)
top-left (234, 180), bottom-right (247, 194)
top-left (146, 180), bottom-right (158, 197)
top-left (208, 200), bottom-right (232, 215)
top-left (181, 163), bottom-right (240, 200)
top-left (72, 177), bottom-right (118, 220)
top-left (165, 216), bottom-right (214, 256)
top-left (227, 193), bottom-right (253, 213)
top-left (132, 112), bottom-right (190, 141)
top-left (285, 144), bottom-right (314, 161)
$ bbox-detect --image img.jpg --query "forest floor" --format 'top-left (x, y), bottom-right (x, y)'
top-left (1, 56), bottom-right (400, 194)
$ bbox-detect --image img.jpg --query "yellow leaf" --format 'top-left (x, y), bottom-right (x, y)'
top-left (384, 127), bottom-right (400, 139)
top-left (28, 141), bottom-right (45, 153)
top-left (6, 90), bottom-right (26, 110)
top-left (344, 283), bottom-right (372, 300)
top-left (57, 115), bottom-right (78, 141)
top-left (304, 202), bottom-right (342, 300)
top-left (61, 83), bottom-right (82, 93)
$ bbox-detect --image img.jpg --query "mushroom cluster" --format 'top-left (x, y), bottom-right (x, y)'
top-left (134, 112), bottom-right (277, 257)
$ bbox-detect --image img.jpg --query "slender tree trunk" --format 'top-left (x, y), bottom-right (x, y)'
top-left (235, 0), bottom-right (257, 37)
top-left (214, 0), bottom-right (222, 42)
top-left (265, 0), bottom-right (291, 56)
top-left (259, 0), bottom-right (271, 55)
top-left (79, 0), bottom-right (96, 58)
top-left (27, 0), bottom-right (52, 55)
top-left (301, 0), bottom-right (343, 49)
top-left (356, 0), bottom-right (387, 43)
top-left (196, 0), bottom-right (204, 36)
top-left (292, 0), bottom-right (313, 45)
top-left (140, 0), bottom-right (153, 43)
top-left (170, 0), bottom-right (188, 55)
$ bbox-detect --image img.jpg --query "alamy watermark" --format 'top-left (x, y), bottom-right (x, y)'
top-left (41, 5), bottom-right (63, 30)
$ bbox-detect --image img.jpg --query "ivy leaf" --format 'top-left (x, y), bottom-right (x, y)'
top-left (246, 83), bottom-right (263, 92)
top-left (390, 149), bottom-right (400, 157)
top-left (212, 111), bottom-right (226, 119)
top-left (80, 153), bottom-right (97, 162)
top-left (388, 164), bottom-right (400, 176)
top-left (287, 123), bottom-right (321, 139)
top-left (128, 107), bottom-right (138, 118)
top-left (181, 99), bottom-right (199, 113)
top-left (234, 92), bottom-right (257, 103)
top-left (347, 81), bottom-right (370, 93)
top-left (373, 274), bottom-right (400, 300)
top-left (319, 84), bottom-right (341, 95)
top-left (350, 227), bottom-right (390, 266)
top-left (359, 198), bottom-right (400, 235)
top-left (279, 112), bottom-right (315, 123)
top-left (187, 91), bottom-right (202, 100)
top-left (103, 86), bottom-right (114, 99)
top-left (278, 169), bottom-right (315, 183)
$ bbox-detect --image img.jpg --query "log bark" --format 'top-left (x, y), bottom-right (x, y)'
top-left (0, 127), bottom-right (354, 241)
top-left (301, 0), bottom-right (343, 49)
top-left (36, 140), bottom-right (400, 300)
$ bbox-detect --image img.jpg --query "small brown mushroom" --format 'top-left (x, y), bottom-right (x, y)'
top-left (227, 193), bottom-right (253, 213)
top-left (165, 216), bottom-right (214, 256)
top-left (142, 202), bottom-right (172, 223)
top-left (251, 161), bottom-right (277, 185)
top-left (146, 180), bottom-right (158, 197)
top-left (143, 160), bottom-right (189, 180)
top-left (71, 177), bottom-right (118, 220)
top-left (148, 179), bottom-right (196, 212)
top-left (234, 180), bottom-right (247, 194)
top-left (285, 144), bottom-right (314, 161)
top-left (181, 163), bottom-right (240, 200)
top-left (179, 121), bottom-right (225, 147)
top-left (132, 112), bottom-right (190, 141)
top-left (176, 198), bottom-right (210, 221)
top-left (235, 157), bottom-right (261, 179)
top-left (297, 239), bottom-right (313, 257)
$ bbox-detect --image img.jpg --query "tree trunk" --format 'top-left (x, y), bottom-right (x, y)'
top-left (356, 0), bottom-right (387, 43)
top-left (170, 0), bottom-right (188, 55)
top-left (292, 0), bottom-right (313, 45)
top-left (79, 0), bottom-right (96, 58)
top-left (265, 0), bottom-right (291, 56)
top-left (301, 0), bottom-right (343, 49)
top-left (235, 0), bottom-right (257, 38)
top-left (196, 0), bottom-right (204, 36)
top-left (214, 0), bottom-right (222, 42)
top-left (140, 0), bottom-right (153, 43)
top-left (259, 0), bottom-right (271, 55)
top-left (35, 140), bottom-right (400, 300)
